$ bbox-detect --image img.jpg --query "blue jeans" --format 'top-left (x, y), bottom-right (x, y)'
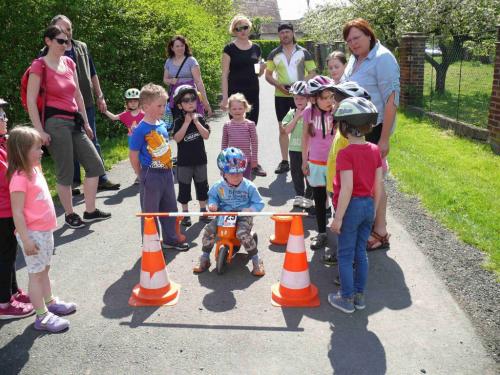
top-left (337, 197), bottom-right (374, 298)
top-left (73, 106), bottom-right (108, 185)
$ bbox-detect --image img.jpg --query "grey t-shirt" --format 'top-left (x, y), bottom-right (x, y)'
top-left (164, 56), bottom-right (199, 83)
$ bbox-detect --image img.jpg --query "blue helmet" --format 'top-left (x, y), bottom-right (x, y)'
top-left (217, 147), bottom-right (247, 174)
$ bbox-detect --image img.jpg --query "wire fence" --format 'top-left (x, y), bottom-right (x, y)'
top-left (423, 31), bottom-right (496, 128)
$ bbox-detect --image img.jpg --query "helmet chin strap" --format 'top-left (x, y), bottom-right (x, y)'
top-left (224, 175), bottom-right (242, 188)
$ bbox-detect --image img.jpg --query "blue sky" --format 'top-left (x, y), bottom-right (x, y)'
top-left (277, 0), bottom-right (337, 20)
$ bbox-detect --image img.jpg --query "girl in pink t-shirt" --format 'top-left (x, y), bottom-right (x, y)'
top-left (302, 76), bottom-right (336, 251)
top-left (104, 88), bottom-right (144, 135)
top-left (8, 127), bottom-right (76, 333)
top-left (328, 98), bottom-right (383, 314)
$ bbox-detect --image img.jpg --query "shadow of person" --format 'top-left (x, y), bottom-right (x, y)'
top-left (257, 173), bottom-right (294, 207)
top-left (101, 184), bottom-right (139, 206)
top-left (0, 324), bottom-right (43, 374)
top-left (278, 242), bottom-right (411, 373)
top-left (196, 253), bottom-right (261, 312)
top-left (101, 258), bottom-right (161, 327)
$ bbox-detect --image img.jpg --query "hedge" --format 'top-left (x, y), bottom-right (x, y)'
top-left (0, 0), bottom-right (232, 138)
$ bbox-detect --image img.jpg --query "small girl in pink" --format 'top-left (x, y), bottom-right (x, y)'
top-left (221, 93), bottom-right (262, 179)
top-left (8, 126), bottom-right (76, 333)
top-left (104, 88), bottom-right (144, 136)
top-left (302, 76), bottom-right (336, 251)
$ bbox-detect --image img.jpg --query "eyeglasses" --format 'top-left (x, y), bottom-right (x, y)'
top-left (181, 95), bottom-right (197, 104)
top-left (54, 38), bottom-right (70, 45)
top-left (346, 35), bottom-right (363, 45)
top-left (235, 25), bottom-right (250, 32)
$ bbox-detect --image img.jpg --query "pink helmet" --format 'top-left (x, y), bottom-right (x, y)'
top-left (306, 75), bottom-right (334, 95)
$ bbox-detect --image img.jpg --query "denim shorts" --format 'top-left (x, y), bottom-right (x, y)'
top-left (306, 161), bottom-right (327, 187)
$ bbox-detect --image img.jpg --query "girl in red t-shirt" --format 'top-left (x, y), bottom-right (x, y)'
top-left (104, 88), bottom-right (145, 136)
top-left (328, 97), bottom-right (383, 314)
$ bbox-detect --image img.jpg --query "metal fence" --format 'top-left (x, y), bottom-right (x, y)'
top-left (423, 31), bottom-right (496, 128)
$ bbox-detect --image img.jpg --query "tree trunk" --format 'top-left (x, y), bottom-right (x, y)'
top-left (435, 62), bottom-right (449, 93)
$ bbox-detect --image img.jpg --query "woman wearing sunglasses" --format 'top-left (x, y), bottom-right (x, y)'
top-left (220, 15), bottom-right (267, 177)
top-left (26, 25), bottom-right (110, 229)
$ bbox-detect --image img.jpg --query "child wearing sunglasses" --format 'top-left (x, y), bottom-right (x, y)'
top-left (172, 85), bottom-right (211, 227)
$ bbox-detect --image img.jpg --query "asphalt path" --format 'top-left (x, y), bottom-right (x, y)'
top-left (0, 77), bottom-right (496, 374)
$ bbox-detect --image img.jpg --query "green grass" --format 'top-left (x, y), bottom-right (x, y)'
top-left (423, 60), bottom-right (493, 128)
top-left (42, 136), bottom-right (129, 198)
top-left (389, 111), bottom-right (500, 275)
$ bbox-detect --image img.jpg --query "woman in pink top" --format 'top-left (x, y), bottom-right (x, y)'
top-left (221, 94), bottom-right (261, 179)
top-left (8, 126), bottom-right (76, 332)
top-left (26, 25), bottom-right (110, 229)
top-left (302, 76), bottom-right (336, 251)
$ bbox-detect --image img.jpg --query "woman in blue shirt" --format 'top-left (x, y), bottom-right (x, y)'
top-left (342, 18), bottom-right (400, 251)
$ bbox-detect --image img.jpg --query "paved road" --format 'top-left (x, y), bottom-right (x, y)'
top-left (1, 77), bottom-right (496, 374)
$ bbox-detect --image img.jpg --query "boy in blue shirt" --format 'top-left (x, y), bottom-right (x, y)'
top-left (193, 148), bottom-right (265, 276)
top-left (129, 83), bottom-right (188, 251)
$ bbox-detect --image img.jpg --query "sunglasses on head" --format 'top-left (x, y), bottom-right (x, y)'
top-left (235, 25), bottom-right (249, 32)
top-left (181, 95), bottom-right (197, 104)
top-left (54, 38), bottom-right (70, 45)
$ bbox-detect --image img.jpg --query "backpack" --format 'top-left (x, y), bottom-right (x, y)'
top-left (20, 57), bottom-right (47, 121)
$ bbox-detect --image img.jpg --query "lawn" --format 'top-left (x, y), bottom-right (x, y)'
top-left (42, 136), bottom-right (130, 197)
top-left (423, 59), bottom-right (493, 128)
top-left (389, 111), bottom-right (500, 275)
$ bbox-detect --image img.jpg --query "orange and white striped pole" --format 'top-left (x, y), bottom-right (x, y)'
top-left (271, 216), bottom-right (320, 307)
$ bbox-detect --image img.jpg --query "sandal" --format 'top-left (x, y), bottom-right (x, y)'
top-left (367, 231), bottom-right (390, 251)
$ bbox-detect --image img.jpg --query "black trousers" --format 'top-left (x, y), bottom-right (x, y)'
top-left (0, 217), bottom-right (19, 303)
top-left (289, 151), bottom-right (312, 197)
top-left (312, 186), bottom-right (327, 233)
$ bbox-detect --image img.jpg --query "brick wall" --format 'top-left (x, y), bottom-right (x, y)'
top-left (399, 32), bottom-right (427, 107)
top-left (487, 25), bottom-right (500, 154)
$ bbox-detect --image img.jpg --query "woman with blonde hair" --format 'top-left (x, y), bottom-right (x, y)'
top-left (221, 15), bottom-right (266, 177)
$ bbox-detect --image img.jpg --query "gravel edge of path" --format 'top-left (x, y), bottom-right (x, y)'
top-left (386, 176), bottom-right (499, 363)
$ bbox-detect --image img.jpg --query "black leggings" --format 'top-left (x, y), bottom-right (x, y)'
top-left (0, 217), bottom-right (19, 303)
top-left (312, 186), bottom-right (327, 233)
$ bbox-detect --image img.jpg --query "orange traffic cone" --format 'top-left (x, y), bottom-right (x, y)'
top-left (176, 216), bottom-right (186, 243)
top-left (129, 217), bottom-right (180, 306)
top-left (271, 216), bottom-right (320, 307)
top-left (269, 215), bottom-right (293, 245)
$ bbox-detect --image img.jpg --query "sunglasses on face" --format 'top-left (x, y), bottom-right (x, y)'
top-left (235, 25), bottom-right (250, 32)
top-left (54, 38), bottom-right (70, 45)
top-left (181, 95), bottom-right (197, 104)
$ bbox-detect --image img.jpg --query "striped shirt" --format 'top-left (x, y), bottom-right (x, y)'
top-left (221, 119), bottom-right (258, 165)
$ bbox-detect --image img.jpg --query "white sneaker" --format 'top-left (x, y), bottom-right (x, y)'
top-left (293, 196), bottom-right (304, 207)
top-left (301, 197), bottom-right (314, 209)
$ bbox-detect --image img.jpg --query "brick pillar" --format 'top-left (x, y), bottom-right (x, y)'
top-left (399, 32), bottom-right (427, 107)
top-left (487, 25), bottom-right (500, 154)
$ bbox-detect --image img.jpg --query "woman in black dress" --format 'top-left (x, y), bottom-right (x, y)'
top-left (220, 14), bottom-right (266, 176)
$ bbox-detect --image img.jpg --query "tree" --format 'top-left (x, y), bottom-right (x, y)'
top-left (250, 16), bottom-right (273, 40)
top-left (300, 0), bottom-right (498, 93)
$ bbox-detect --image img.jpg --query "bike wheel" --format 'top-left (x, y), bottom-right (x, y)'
top-left (216, 245), bottom-right (229, 275)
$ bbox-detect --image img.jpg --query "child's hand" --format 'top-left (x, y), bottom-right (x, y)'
top-left (23, 239), bottom-right (39, 256)
top-left (208, 204), bottom-right (218, 212)
top-left (184, 112), bottom-right (192, 123)
top-left (302, 161), bottom-right (309, 176)
top-left (294, 108), bottom-right (303, 119)
top-left (330, 218), bottom-right (342, 234)
top-left (192, 114), bottom-right (201, 125)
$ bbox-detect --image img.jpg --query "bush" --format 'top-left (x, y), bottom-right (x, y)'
top-left (254, 39), bottom-right (313, 61)
top-left (0, 0), bottom-right (232, 138)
